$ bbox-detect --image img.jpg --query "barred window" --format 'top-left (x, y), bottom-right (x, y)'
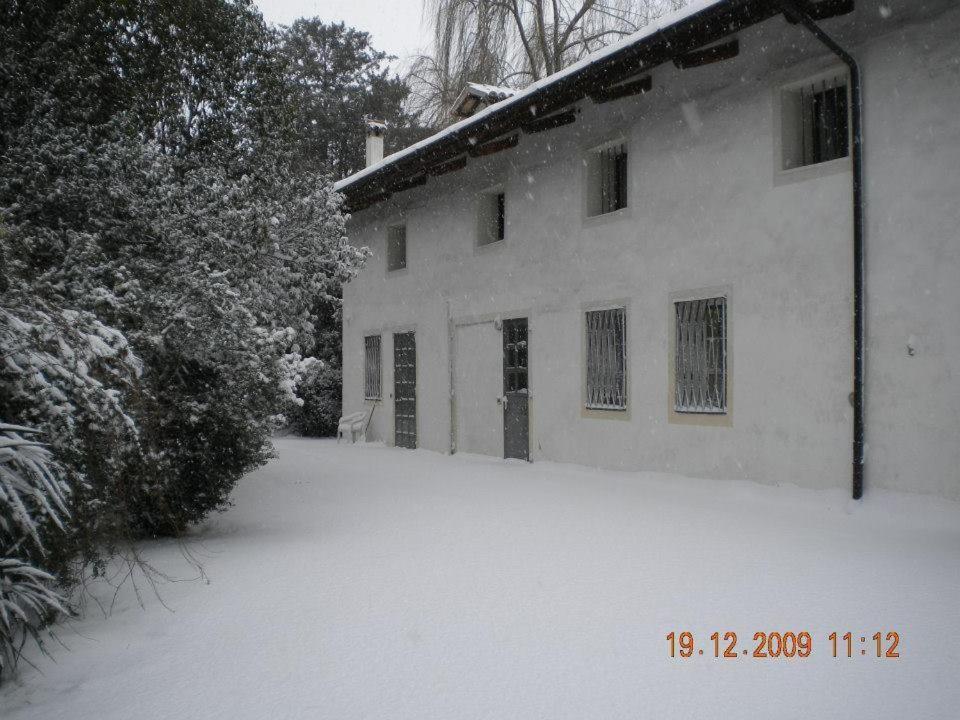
top-left (387, 224), bottom-right (406, 271)
top-left (782, 74), bottom-right (849, 169)
top-left (586, 307), bottom-right (627, 410)
top-left (587, 143), bottom-right (628, 216)
top-left (364, 335), bottom-right (381, 400)
top-left (674, 297), bottom-right (726, 414)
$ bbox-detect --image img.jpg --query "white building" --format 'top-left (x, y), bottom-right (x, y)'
top-left (336, 0), bottom-right (960, 501)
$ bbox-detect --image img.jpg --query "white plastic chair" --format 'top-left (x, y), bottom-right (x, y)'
top-left (337, 405), bottom-right (374, 443)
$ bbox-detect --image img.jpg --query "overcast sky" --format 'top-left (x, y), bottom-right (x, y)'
top-left (255, 1), bottom-right (430, 69)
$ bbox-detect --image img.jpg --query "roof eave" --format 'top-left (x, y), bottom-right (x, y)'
top-left (337, 0), bottom-right (780, 209)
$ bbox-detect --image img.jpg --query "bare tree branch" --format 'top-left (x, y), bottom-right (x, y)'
top-left (408, 0), bottom-right (685, 127)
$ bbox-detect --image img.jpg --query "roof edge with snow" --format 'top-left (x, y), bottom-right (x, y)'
top-left (335, 0), bottom-right (782, 209)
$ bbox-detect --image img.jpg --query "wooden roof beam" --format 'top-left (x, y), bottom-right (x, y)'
top-left (785, 0), bottom-right (854, 23)
top-left (427, 156), bottom-right (467, 177)
top-left (673, 38), bottom-right (740, 70)
top-left (590, 75), bottom-right (652, 104)
top-left (388, 174), bottom-right (427, 193)
top-left (346, 191), bottom-right (391, 213)
top-left (523, 109), bottom-right (577, 134)
top-left (468, 134), bottom-right (520, 158)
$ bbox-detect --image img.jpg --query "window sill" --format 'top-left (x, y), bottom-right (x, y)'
top-left (667, 408), bottom-right (732, 427)
top-left (774, 155), bottom-right (850, 187)
top-left (581, 406), bottom-right (631, 421)
top-left (475, 238), bottom-right (505, 255)
top-left (582, 206), bottom-right (632, 230)
top-left (386, 267), bottom-right (409, 278)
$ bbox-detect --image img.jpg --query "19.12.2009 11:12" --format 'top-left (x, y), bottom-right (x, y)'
top-left (666, 631), bottom-right (900, 659)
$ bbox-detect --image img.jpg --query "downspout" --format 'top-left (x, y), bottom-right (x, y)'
top-left (447, 300), bottom-right (456, 455)
top-left (776, 0), bottom-right (865, 500)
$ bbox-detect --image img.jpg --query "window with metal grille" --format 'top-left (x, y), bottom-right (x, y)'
top-left (674, 297), bottom-right (726, 413)
top-left (387, 224), bottom-right (406, 271)
top-left (364, 335), bottom-right (381, 400)
top-left (782, 74), bottom-right (849, 169)
top-left (588, 143), bottom-right (628, 216)
top-left (585, 307), bottom-right (627, 410)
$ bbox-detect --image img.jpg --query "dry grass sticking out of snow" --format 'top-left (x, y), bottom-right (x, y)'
top-left (2, 437), bottom-right (959, 719)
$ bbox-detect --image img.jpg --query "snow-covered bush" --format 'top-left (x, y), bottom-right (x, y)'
top-left (0, 0), bottom-right (369, 674)
top-left (0, 424), bottom-right (71, 676)
top-left (2, 119), bottom-right (363, 536)
top-left (290, 360), bottom-right (343, 437)
top-left (0, 295), bottom-right (143, 571)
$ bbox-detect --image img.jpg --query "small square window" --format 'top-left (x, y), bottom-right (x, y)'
top-left (364, 335), bottom-right (381, 400)
top-left (585, 307), bottom-right (627, 410)
top-left (781, 75), bottom-right (849, 170)
top-left (387, 224), bottom-right (406, 271)
top-left (674, 297), bottom-right (726, 414)
top-left (587, 143), bottom-right (628, 217)
top-left (478, 190), bottom-right (506, 246)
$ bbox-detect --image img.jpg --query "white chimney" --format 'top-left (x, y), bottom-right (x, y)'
top-left (364, 117), bottom-right (386, 167)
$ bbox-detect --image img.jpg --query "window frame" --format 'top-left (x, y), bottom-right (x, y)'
top-left (584, 137), bottom-right (630, 220)
top-left (584, 306), bottom-right (628, 411)
top-left (774, 66), bottom-right (852, 185)
top-left (496, 192), bottom-right (506, 242)
top-left (581, 299), bottom-right (631, 420)
top-left (668, 288), bottom-right (733, 427)
top-left (476, 186), bottom-right (506, 249)
top-left (386, 223), bottom-right (407, 273)
top-left (363, 334), bottom-right (382, 400)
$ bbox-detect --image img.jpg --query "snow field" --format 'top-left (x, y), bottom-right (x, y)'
top-left (3, 437), bottom-right (958, 719)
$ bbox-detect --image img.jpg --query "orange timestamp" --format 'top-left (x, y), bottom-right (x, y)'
top-left (666, 631), bottom-right (901, 659)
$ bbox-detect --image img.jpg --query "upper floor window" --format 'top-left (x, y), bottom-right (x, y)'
top-left (674, 297), bottom-right (726, 414)
top-left (585, 307), bottom-right (627, 410)
top-left (364, 335), bottom-right (382, 400)
top-left (495, 192), bottom-right (505, 241)
top-left (587, 142), bottom-right (628, 217)
top-left (477, 190), bottom-right (505, 246)
top-left (387, 224), bottom-right (406, 271)
top-left (781, 73), bottom-right (849, 170)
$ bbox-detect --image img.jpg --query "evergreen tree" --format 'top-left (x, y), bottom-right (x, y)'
top-left (0, 0), bottom-right (368, 673)
top-left (278, 19), bottom-right (431, 179)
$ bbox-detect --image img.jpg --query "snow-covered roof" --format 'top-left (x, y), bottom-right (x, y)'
top-left (336, 0), bottom-right (774, 204)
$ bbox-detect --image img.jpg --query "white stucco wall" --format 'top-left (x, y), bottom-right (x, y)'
top-left (342, 3), bottom-right (960, 500)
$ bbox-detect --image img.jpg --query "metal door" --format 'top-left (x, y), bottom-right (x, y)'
top-left (502, 318), bottom-right (529, 460)
top-left (393, 332), bottom-right (417, 449)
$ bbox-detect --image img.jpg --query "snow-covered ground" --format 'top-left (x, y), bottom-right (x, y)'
top-left (3, 437), bottom-right (959, 719)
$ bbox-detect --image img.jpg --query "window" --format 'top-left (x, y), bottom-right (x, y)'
top-left (674, 297), bottom-right (726, 414)
top-left (781, 74), bottom-right (849, 170)
top-left (588, 142), bottom-right (628, 216)
top-left (496, 192), bottom-right (506, 242)
top-left (387, 224), bottom-right (406, 271)
top-left (585, 307), bottom-right (627, 410)
top-left (478, 190), bottom-right (505, 246)
top-left (364, 335), bottom-right (382, 400)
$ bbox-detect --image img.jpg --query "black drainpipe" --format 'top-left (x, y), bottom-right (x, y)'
top-left (776, 0), bottom-right (865, 500)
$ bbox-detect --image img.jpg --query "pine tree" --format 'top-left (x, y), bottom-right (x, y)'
top-left (278, 19), bottom-right (431, 179)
